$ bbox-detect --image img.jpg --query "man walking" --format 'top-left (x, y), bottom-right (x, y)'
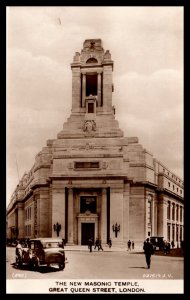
top-left (143, 238), bottom-right (154, 269)
top-left (98, 239), bottom-right (103, 251)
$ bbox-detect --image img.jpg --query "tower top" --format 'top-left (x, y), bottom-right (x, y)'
top-left (83, 39), bottom-right (103, 51)
top-left (58, 39), bottom-right (123, 139)
top-left (72, 38), bottom-right (113, 67)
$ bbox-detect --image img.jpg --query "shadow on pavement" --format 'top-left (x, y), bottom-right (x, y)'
top-left (128, 266), bottom-right (147, 269)
top-left (10, 262), bottom-right (65, 273)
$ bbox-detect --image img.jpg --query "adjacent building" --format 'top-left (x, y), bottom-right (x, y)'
top-left (7, 39), bottom-right (184, 248)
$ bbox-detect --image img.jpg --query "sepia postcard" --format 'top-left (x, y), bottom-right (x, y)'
top-left (6, 6), bottom-right (184, 294)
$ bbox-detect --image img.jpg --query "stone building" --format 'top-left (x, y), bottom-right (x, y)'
top-left (7, 39), bottom-right (184, 248)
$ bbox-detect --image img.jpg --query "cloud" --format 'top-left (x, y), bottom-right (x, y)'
top-left (7, 48), bottom-right (72, 111)
top-left (6, 7), bottom-right (183, 204)
top-left (113, 69), bottom-right (183, 177)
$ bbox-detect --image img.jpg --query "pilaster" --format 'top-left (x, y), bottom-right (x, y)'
top-left (52, 185), bottom-right (66, 239)
top-left (67, 188), bottom-right (74, 244)
top-left (101, 188), bottom-right (107, 243)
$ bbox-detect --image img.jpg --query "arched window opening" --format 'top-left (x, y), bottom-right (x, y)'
top-left (86, 58), bottom-right (98, 64)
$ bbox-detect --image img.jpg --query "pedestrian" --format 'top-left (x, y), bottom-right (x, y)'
top-left (127, 240), bottom-right (131, 251)
top-left (167, 241), bottom-right (171, 254)
top-left (132, 241), bottom-right (134, 250)
top-left (88, 237), bottom-right (93, 252)
top-left (143, 238), bottom-right (154, 269)
top-left (163, 240), bottom-right (168, 255)
top-left (108, 238), bottom-right (112, 248)
top-left (171, 240), bottom-right (175, 248)
top-left (94, 237), bottom-right (99, 250)
top-left (98, 239), bottom-right (103, 251)
top-left (15, 240), bottom-right (23, 264)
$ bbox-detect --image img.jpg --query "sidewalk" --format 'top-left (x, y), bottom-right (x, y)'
top-left (63, 245), bottom-right (143, 253)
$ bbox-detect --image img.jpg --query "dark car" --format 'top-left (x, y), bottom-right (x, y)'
top-left (16, 238), bottom-right (66, 270)
top-left (150, 236), bottom-right (164, 250)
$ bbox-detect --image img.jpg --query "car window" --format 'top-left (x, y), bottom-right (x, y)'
top-left (31, 242), bottom-right (35, 250)
top-left (44, 242), bottom-right (60, 248)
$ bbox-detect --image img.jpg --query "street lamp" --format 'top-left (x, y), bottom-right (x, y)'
top-left (112, 223), bottom-right (120, 238)
top-left (53, 222), bottom-right (61, 237)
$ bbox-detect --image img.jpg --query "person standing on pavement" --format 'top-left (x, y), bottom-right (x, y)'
top-left (94, 237), bottom-right (99, 250)
top-left (15, 240), bottom-right (23, 263)
top-left (127, 240), bottom-right (131, 251)
top-left (108, 238), bottom-right (112, 248)
top-left (132, 241), bottom-right (134, 250)
top-left (88, 237), bottom-right (93, 252)
top-left (143, 238), bottom-right (154, 269)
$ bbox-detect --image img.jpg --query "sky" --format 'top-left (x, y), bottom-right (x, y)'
top-left (7, 6), bottom-right (183, 206)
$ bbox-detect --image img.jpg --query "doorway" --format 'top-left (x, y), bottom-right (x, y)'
top-left (81, 223), bottom-right (95, 245)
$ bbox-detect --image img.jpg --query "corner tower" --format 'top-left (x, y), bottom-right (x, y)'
top-left (58, 39), bottom-right (123, 138)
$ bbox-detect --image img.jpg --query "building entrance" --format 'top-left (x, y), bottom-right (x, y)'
top-left (81, 223), bottom-right (95, 245)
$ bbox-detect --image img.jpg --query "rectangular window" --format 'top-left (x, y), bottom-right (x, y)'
top-left (147, 201), bottom-right (151, 224)
top-left (180, 227), bottom-right (182, 240)
top-left (88, 103), bottom-right (94, 113)
top-left (176, 206), bottom-right (179, 221)
top-left (86, 74), bottom-right (97, 96)
top-left (167, 202), bottom-right (170, 219)
top-left (167, 225), bottom-right (170, 242)
top-left (180, 207), bottom-right (182, 222)
top-left (172, 226), bottom-right (175, 241)
top-left (172, 204), bottom-right (175, 220)
top-left (80, 196), bottom-right (96, 213)
top-left (75, 162), bottom-right (99, 169)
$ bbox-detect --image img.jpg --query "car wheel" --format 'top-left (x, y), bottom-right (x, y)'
top-left (16, 256), bottom-right (22, 267)
top-left (33, 257), bottom-right (40, 269)
top-left (59, 263), bottom-right (65, 270)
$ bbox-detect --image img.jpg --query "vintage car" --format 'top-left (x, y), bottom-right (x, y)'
top-left (150, 236), bottom-right (164, 250)
top-left (16, 238), bottom-right (66, 270)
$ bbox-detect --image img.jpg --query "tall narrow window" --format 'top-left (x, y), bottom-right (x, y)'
top-left (176, 205), bottom-right (179, 221)
top-left (88, 103), bottom-right (94, 113)
top-left (180, 227), bottom-right (182, 240)
top-left (167, 225), bottom-right (170, 242)
top-left (180, 206), bottom-right (182, 222)
top-left (172, 203), bottom-right (175, 220)
top-left (172, 225), bottom-right (175, 241)
top-left (167, 202), bottom-right (170, 219)
top-left (147, 201), bottom-right (151, 224)
top-left (86, 74), bottom-right (97, 96)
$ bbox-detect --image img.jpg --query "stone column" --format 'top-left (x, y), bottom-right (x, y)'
top-left (151, 198), bottom-right (155, 235)
top-left (170, 202), bottom-right (172, 222)
top-left (71, 67), bottom-right (81, 112)
top-left (182, 207), bottom-right (184, 224)
top-left (173, 224), bottom-right (176, 245)
top-left (67, 188), bottom-right (74, 245)
top-left (173, 203), bottom-right (176, 221)
top-left (169, 223), bottom-right (172, 243)
top-left (82, 72), bottom-right (86, 108)
top-left (154, 200), bottom-right (158, 236)
top-left (101, 188), bottom-right (107, 244)
top-left (103, 65), bottom-right (113, 113)
top-left (157, 198), bottom-right (167, 239)
top-left (123, 183), bottom-right (130, 244)
top-left (97, 72), bottom-right (102, 107)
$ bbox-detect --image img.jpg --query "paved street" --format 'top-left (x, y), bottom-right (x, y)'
top-left (6, 246), bottom-right (183, 280)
